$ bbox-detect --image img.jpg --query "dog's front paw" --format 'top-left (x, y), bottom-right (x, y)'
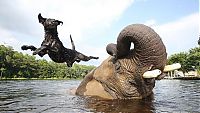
top-left (21, 45), bottom-right (28, 50)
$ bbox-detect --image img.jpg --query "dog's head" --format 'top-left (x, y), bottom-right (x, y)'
top-left (38, 13), bottom-right (63, 29)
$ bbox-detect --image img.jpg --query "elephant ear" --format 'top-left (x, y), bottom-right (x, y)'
top-left (38, 13), bottom-right (46, 24)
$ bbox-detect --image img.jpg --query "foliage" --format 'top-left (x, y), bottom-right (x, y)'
top-left (167, 46), bottom-right (200, 73)
top-left (0, 45), bottom-right (96, 79)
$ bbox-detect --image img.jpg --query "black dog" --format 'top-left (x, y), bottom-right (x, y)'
top-left (21, 13), bottom-right (98, 67)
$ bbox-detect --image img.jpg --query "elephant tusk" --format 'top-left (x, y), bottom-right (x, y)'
top-left (143, 69), bottom-right (161, 78)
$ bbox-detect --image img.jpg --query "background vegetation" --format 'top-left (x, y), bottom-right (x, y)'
top-left (0, 45), bottom-right (95, 79)
top-left (167, 46), bottom-right (200, 74)
top-left (1, 44), bottom-right (199, 79)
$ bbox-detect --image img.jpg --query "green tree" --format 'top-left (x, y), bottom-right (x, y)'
top-left (167, 52), bottom-right (188, 72)
top-left (188, 47), bottom-right (200, 72)
top-left (0, 44), bottom-right (96, 79)
top-left (168, 47), bottom-right (200, 73)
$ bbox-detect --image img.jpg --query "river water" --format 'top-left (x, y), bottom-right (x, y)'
top-left (0, 80), bottom-right (199, 113)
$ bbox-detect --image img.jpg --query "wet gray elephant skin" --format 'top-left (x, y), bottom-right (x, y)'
top-left (21, 13), bottom-right (98, 67)
top-left (76, 24), bottom-right (167, 99)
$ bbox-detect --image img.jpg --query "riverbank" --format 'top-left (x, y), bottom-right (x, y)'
top-left (164, 76), bottom-right (200, 80)
top-left (173, 76), bottom-right (200, 80)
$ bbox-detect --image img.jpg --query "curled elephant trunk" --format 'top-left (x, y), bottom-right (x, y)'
top-left (107, 24), bottom-right (167, 71)
top-left (105, 24), bottom-right (167, 98)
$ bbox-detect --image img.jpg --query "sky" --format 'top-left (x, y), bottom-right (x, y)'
top-left (0, 0), bottom-right (199, 66)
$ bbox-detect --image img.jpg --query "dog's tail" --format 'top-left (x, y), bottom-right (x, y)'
top-left (70, 34), bottom-right (75, 50)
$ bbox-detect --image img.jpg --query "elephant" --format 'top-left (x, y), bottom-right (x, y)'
top-left (75, 24), bottom-right (167, 99)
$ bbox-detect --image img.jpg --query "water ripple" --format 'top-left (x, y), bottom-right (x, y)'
top-left (0, 80), bottom-right (199, 112)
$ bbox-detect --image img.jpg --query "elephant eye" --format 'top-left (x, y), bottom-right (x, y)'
top-left (115, 61), bottom-right (121, 70)
top-left (128, 79), bottom-right (137, 86)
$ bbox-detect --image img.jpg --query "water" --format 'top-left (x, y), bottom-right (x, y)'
top-left (0, 80), bottom-right (199, 113)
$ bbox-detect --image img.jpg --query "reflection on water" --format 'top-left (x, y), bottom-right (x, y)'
top-left (0, 80), bottom-right (199, 112)
top-left (83, 96), bottom-right (155, 113)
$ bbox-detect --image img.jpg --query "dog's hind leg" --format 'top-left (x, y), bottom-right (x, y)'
top-left (76, 52), bottom-right (99, 61)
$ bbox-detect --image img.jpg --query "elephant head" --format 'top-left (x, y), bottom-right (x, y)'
top-left (76, 24), bottom-right (167, 99)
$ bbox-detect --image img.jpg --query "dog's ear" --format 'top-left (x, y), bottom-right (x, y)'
top-left (56, 20), bottom-right (63, 25)
top-left (38, 13), bottom-right (46, 24)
